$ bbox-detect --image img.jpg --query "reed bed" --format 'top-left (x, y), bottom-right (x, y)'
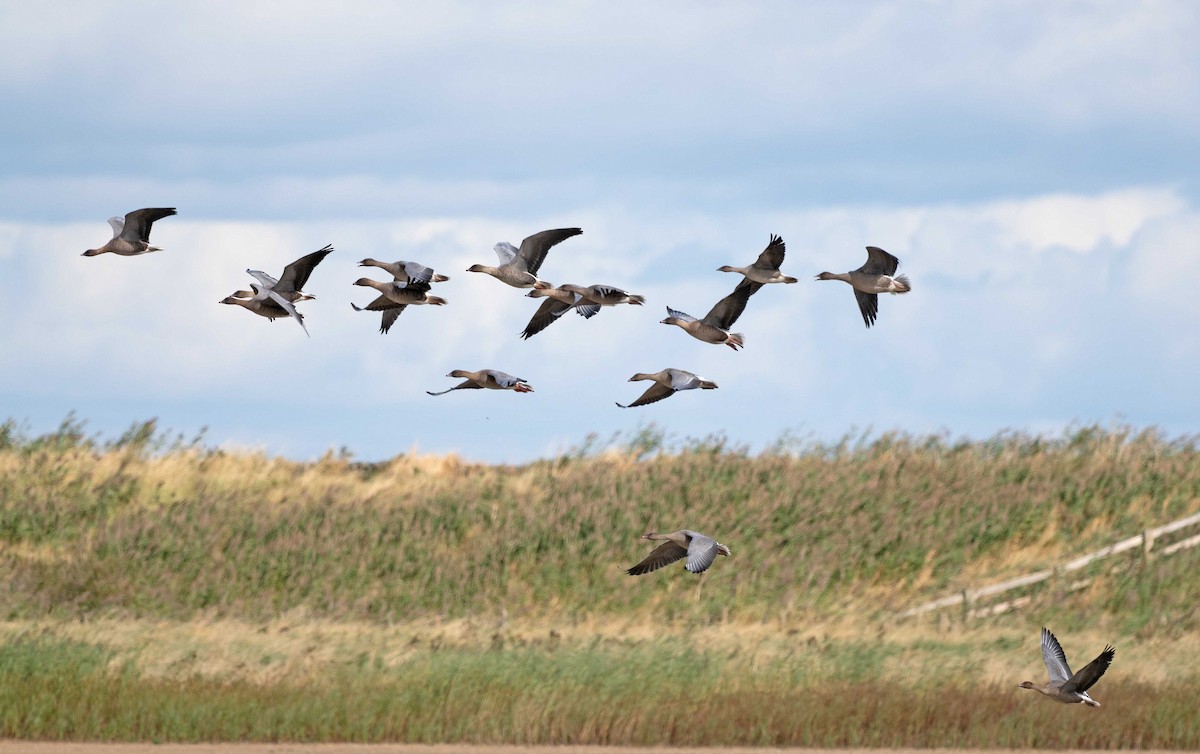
top-left (0, 635), bottom-right (1196, 747)
top-left (1, 417), bottom-right (1199, 745)
top-left (2, 417), bottom-right (1198, 628)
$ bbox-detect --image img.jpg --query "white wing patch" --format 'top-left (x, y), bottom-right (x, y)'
top-left (402, 261), bottom-right (435, 284)
top-left (266, 290), bottom-right (309, 337)
top-left (684, 535), bottom-right (720, 573)
top-left (493, 242), bottom-right (519, 265)
top-left (246, 269), bottom-right (280, 289)
top-left (669, 370), bottom-right (702, 390)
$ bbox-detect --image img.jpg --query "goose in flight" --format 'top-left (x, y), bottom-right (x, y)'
top-left (520, 285), bottom-right (595, 339)
top-left (427, 369), bottom-right (533, 396)
top-left (219, 288), bottom-right (301, 323)
top-left (816, 246), bottom-right (911, 328)
top-left (718, 234), bottom-right (797, 287)
top-left (1018, 627), bottom-right (1115, 707)
top-left (352, 278), bottom-right (447, 335)
top-left (358, 258), bottom-right (450, 286)
top-left (233, 244), bottom-right (334, 336)
top-left (660, 283), bottom-right (757, 350)
top-left (467, 227), bottom-right (582, 289)
top-left (558, 283), bottom-right (645, 312)
top-left (519, 283), bottom-right (644, 339)
top-left (83, 208), bottom-right (177, 257)
top-left (616, 369), bottom-right (717, 408)
top-left (625, 530), bottom-right (731, 575)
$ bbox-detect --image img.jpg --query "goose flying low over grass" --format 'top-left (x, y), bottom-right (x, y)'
top-left (358, 258), bottom-right (450, 285)
top-left (1018, 627), bottom-right (1115, 707)
top-left (352, 278), bottom-right (447, 334)
top-left (468, 227), bottom-right (582, 289)
top-left (626, 530), bottom-right (731, 575)
top-left (228, 244), bottom-right (333, 336)
top-left (816, 246), bottom-right (911, 328)
top-left (718, 234), bottom-right (797, 287)
top-left (616, 369), bottom-right (717, 408)
top-left (83, 208), bottom-right (177, 257)
top-left (427, 369), bottom-right (534, 396)
top-left (660, 283), bottom-right (757, 350)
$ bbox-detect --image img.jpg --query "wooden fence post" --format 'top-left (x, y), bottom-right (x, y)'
top-left (1143, 529), bottom-right (1155, 560)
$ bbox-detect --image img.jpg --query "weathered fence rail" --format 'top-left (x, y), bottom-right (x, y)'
top-left (899, 509), bottom-right (1200, 619)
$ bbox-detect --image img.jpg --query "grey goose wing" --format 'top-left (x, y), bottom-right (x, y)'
top-left (753, 234), bottom-right (786, 271)
top-left (625, 540), bottom-right (688, 575)
top-left (122, 207), bottom-right (177, 243)
top-left (616, 382), bottom-right (675, 409)
top-left (853, 288), bottom-right (879, 328)
top-left (277, 244), bottom-right (334, 293)
top-left (860, 246), bottom-right (900, 276)
top-left (516, 227), bottom-right (582, 275)
top-left (702, 282), bottom-right (757, 329)
top-left (1061, 645), bottom-right (1114, 694)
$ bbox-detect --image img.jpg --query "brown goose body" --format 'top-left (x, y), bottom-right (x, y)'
top-left (468, 227), bottom-right (582, 289)
top-left (351, 278), bottom-right (446, 334)
top-left (816, 246), bottom-right (911, 328)
top-left (625, 530), bottom-right (730, 575)
top-left (718, 234), bottom-right (797, 285)
top-left (617, 369), bottom-right (718, 408)
top-left (427, 369), bottom-right (533, 396)
top-left (83, 208), bottom-right (177, 257)
top-left (661, 282), bottom-right (757, 350)
top-left (1018, 627), bottom-right (1114, 707)
top-left (358, 258), bottom-right (449, 285)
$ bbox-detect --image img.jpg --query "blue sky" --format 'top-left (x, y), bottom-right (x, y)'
top-left (1, 1), bottom-right (1197, 462)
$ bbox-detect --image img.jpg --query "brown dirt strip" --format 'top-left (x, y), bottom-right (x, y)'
top-left (0, 746), bottom-right (1179, 754)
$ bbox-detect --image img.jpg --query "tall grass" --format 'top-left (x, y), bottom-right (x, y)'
top-left (2, 417), bottom-right (1198, 628)
top-left (1, 635), bottom-right (1197, 747)
top-left (2, 417), bottom-right (1199, 744)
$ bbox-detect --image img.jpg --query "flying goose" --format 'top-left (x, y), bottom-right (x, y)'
top-left (616, 369), bottom-right (717, 408)
top-left (358, 258), bottom-right (450, 286)
top-left (558, 283), bottom-right (645, 312)
top-left (233, 244), bottom-right (334, 336)
top-left (519, 283), bottom-right (643, 339)
top-left (660, 283), bottom-right (757, 350)
top-left (1018, 627), bottom-right (1115, 707)
top-left (219, 288), bottom-right (297, 322)
top-left (718, 234), bottom-right (797, 287)
top-left (625, 530), bottom-right (731, 575)
top-left (82, 208), bottom-right (177, 257)
top-left (352, 278), bottom-right (447, 335)
top-left (467, 227), bottom-right (582, 289)
top-left (816, 246), bottom-right (911, 328)
top-left (427, 369), bottom-right (533, 396)
top-left (520, 286), bottom-right (595, 340)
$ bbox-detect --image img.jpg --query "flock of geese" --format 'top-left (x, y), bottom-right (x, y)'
top-left (83, 207), bottom-right (1114, 708)
top-left (84, 208), bottom-right (911, 406)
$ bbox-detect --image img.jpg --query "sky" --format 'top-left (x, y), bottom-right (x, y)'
top-left (1, 1), bottom-right (1197, 463)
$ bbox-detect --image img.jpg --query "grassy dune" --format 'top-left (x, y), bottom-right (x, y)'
top-left (1, 417), bottom-right (1199, 745)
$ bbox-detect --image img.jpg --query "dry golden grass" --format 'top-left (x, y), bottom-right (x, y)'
top-left (2, 418), bottom-right (1200, 745)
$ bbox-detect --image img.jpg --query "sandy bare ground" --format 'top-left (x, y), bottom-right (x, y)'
top-left (0, 746), bottom-right (1181, 754)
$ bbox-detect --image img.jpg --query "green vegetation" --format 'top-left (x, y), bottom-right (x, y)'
top-left (1, 635), bottom-right (1197, 747)
top-left (1, 416), bottom-right (1199, 745)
